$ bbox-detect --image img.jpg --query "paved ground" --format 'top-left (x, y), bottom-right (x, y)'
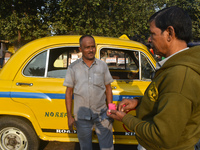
top-left (40, 141), bottom-right (138, 150)
top-left (41, 140), bottom-right (200, 150)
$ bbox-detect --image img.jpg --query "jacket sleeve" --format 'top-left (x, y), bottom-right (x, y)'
top-left (122, 66), bottom-right (193, 149)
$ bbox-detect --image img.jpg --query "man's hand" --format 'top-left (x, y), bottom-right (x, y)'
top-left (107, 109), bottom-right (126, 121)
top-left (68, 115), bottom-right (76, 133)
top-left (118, 98), bottom-right (139, 112)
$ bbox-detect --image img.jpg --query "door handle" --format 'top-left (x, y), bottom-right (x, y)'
top-left (16, 82), bottom-right (33, 86)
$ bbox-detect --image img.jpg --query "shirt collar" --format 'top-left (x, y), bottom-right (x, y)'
top-left (81, 57), bottom-right (97, 67)
top-left (156, 47), bottom-right (189, 70)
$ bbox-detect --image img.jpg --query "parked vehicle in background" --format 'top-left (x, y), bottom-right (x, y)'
top-left (0, 35), bottom-right (156, 150)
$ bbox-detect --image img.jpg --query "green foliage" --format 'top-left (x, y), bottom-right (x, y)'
top-left (0, 0), bottom-right (199, 49)
top-left (50, 0), bottom-right (160, 42)
top-left (0, 0), bottom-right (49, 48)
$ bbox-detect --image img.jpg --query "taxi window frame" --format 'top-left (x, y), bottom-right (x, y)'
top-left (99, 47), bottom-right (155, 81)
top-left (22, 46), bottom-right (80, 78)
top-left (140, 52), bottom-right (155, 81)
top-left (22, 50), bottom-right (48, 78)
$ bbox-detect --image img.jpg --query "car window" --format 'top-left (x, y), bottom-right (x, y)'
top-left (47, 47), bottom-right (80, 78)
top-left (23, 51), bottom-right (47, 77)
top-left (100, 48), bottom-right (139, 80)
top-left (100, 48), bottom-right (154, 80)
top-left (23, 47), bottom-right (80, 78)
top-left (141, 52), bottom-right (154, 80)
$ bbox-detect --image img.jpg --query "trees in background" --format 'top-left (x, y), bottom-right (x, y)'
top-left (50, 0), bottom-right (159, 41)
top-left (0, 0), bottom-right (50, 49)
top-left (0, 0), bottom-right (199, 50)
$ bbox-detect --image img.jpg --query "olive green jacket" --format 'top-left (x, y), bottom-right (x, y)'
top-left (122, 46), bottom-right (200, 150)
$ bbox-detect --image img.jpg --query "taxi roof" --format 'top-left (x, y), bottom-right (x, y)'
top-left (21, 35), bottom-right (147, 50)
top-left (0, 35), bottom-right (154, 80)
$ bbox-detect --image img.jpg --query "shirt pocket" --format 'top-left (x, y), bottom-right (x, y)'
top-left (93, 73), bottom-right (104, 89)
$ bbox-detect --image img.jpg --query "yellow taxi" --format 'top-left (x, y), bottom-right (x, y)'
top-left (0, 35), bottom-right (156, 150)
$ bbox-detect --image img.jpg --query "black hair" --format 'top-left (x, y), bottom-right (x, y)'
top-left (149, 6), bottom-right (192, 43)
top-left (79, 35), bottom-right (95, 47)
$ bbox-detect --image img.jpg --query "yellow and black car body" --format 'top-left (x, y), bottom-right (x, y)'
top-left (0, 35), bottom-right (156, 150)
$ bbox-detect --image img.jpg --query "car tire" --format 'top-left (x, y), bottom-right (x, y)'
top-left (0, 116), bottom-right (39, 150)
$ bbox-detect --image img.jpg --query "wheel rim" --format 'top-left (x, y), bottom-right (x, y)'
top-left (0, 127), bottom-right (28, 150)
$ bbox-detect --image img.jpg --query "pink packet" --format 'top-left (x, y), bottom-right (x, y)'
top-left (108, 103), bottom-right (116, 110)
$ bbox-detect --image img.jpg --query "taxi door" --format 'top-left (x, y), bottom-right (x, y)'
top-left (11, 46), bottom-right (80, 139)
top-left (97, 45), bottom-right (155, 144)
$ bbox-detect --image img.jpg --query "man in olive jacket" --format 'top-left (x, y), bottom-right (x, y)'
top-left (107, 6), bottom-right (200, 150)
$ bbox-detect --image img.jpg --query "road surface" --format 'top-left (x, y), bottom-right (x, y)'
top-left (41, 141), bottom-right (138, 150)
